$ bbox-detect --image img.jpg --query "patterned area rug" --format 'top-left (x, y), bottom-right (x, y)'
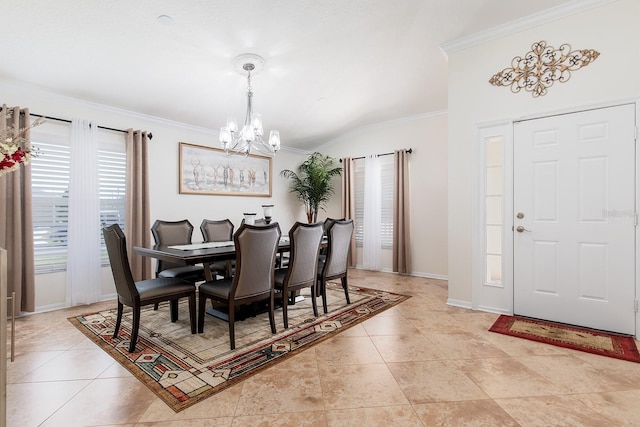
top-left (489, 315), bottom-right (640, 363)
top-left (69, 283), bottom-right (409, 412)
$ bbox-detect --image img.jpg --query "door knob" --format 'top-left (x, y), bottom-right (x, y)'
top-left (516, 226), bottom-right (531, 233)
top-left (516, 212), bottom-right (525, 219)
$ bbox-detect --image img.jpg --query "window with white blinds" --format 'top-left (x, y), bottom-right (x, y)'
top-left (31, 136), bottom-right (71, 274)
top-left (31, 124), bottom-right (126, 274)
top-left (98, 139), bottom-right (127, 264)
top-left (379, 157), bottom-right (393, 249)
top-left (353, 155), bottom-right (394, 249)
top-left (354, 161), bottom-right (365, 245)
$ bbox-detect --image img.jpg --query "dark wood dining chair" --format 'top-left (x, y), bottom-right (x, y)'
top-left (274, 221), bottom-right (324, 328)
top-left (316, 217), bottom-right (345, 273)
top-left (200, 218), bottom-right (235, 278)
top-left (317, 219), bottom-right (354, 313)
top-left (151, 219), bottom-right (207, 282)
top-left (200, 218), bottom-right (234, 241)
top-left (322, 217), bottom-right (344, 234)
top-left (150, 219), bottom-right (207, 311)
top-left (197, 222), bottom-right (281, 350)
top-left (239, 219), bottom-right (286, 267)
top-left (103, 224), bottom-right (197, 353)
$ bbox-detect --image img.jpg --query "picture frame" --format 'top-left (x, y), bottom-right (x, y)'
top-left (178, 142), bottom-right (272, 197)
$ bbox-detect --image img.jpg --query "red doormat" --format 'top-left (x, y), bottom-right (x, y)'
top-left (489, 315), bottom-right (640, 363)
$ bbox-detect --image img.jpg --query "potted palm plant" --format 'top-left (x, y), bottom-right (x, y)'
top-left (280, 152), bottom-right (342, 223)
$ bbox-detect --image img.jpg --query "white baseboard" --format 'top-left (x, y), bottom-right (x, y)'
top-left (409, 271), bottom-right (448, 281)
top-left (30, 303), bottom-right (67, 315)
top-left (476, 305), bottom-right (511, 315)
top-left (446, 298), bottom-right (472, 310)
top-left (31, 294), bottom-right (118, 316)
top-left (353, 266), bottom-right (448, 281)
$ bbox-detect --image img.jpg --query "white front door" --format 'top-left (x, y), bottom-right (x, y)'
top-left (513, 104), bottom-right (636, 334)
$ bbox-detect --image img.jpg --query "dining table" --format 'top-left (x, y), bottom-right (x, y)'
top-left (134, 235), bottom-right (318, 320)
top-left (134, 236), bottom-right (292, 282)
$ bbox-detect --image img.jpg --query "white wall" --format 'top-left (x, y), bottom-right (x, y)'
top-left (2, 62), bottom-right (450, 310)
top-left (447, 0), bottom-right (640, 305)
top-left (0, 81), bottom-right (309, 311)
top-left (318, 113), bottom-right (448, 279)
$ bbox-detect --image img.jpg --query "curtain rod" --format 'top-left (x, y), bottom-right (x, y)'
top-left (2, 108), bottom-right (153, 139)
top-left (339, 148), bottom-right (412, 162)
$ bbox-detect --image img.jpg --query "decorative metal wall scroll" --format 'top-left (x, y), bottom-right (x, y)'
top-left (489, 41), bottom-right (600, 97)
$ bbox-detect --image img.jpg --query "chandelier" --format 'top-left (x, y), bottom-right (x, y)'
top-left (219, 55), bottom-right (281, 157)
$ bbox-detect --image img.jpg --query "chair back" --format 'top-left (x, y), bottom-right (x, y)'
top-left (322, 217), bottom-right (344, 233)
top-left (102, 224), bottom-right (138, 305)
top-left (232, 223), bottom-right (281, 299)
top-left (285, 222), bottom-right (324, 287)
top-left (200, 219), bottom-right (234, 242)
top-left (151, 219), bottom-right (194, 275)
top-left (323, 219), bottom-right (354, 278)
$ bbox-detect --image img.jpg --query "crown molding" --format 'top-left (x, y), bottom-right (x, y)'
top-left (0, 79), bottom-right (315, 154)
top-left (1, 78), bottom-right (445, 156)
top-left (0, 79), bottom-right (218, 137)
top-left (314, 110), bottom-right (447, 152)
top-left (440, 0), bottom-right (618, 54)
top-left (276, 145), bottom-right (311, 156)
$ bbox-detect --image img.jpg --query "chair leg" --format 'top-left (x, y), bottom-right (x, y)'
top-left (268, 294), bottom-right (276, 334)
top-left (321, 279), bottom-right (328, 314)
top-left (113, 301), bottom-right (124, 338)
top-left (342, 275), bottom-right (350, 304)
top-left (170, 299), bottom-right (179, 322)
top-left (228, 303), bottom-right (236, 350)
top-left (282, 286), bottom-right (289, 329)
top-left (225, 260), bottom-right (232, 278)
top-left (198, 294), bottom-right (207, 333)
top-left (153, 303), bottom-right (159, 311)
top-left (129, 305), bottom-right (141, 353)
top-left (188, 293), bottom-right (196, 334)
top-left (310, 285), bottom-right (319, 317)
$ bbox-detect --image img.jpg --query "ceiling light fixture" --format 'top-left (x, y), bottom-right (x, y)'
top-left (157, 15), bottom-right (174, 26)
top-left (219, 54), bottom-right (280, 157)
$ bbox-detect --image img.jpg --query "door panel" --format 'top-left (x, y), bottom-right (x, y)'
top-left (514, 104), bottom-right (636, 334)
top-left (532, 240), bottom-right (559, 295)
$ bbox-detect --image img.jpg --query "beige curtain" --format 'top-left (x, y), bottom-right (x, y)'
top-left (341, 157), bottom-right (356, 267)
top-left (0, 105), bottom-right (35, 313)
top-left (393, 150), bottom-right (411, 274)
top-left (125, 129), bottom-right (152, 281)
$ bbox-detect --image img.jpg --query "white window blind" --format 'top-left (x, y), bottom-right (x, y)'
top-left (98, 139), bottom-right (127, 264)
top-left (379, 156), bottom-right (393, 249)
top-left (354, 161), bottom-right (365, 245)
top-left (353, 155), bottom-right (394, 249)
top-left (31, 124), bottom-right (126, 274)
top-left (31, 138), bottom-right (71, 274)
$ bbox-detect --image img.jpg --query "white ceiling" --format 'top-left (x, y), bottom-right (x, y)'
top-left (2, 0), bottom-right (577, 150)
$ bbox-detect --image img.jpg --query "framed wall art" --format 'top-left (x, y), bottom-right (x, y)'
top-left (178, 142), bottom-right (272, 197)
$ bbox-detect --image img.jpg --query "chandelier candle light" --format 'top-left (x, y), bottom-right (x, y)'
top-left (220, 54), bottom-right (281, 157)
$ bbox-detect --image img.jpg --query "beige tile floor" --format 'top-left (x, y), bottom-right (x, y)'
top-left (7, 269), bottom-right (640, 426)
